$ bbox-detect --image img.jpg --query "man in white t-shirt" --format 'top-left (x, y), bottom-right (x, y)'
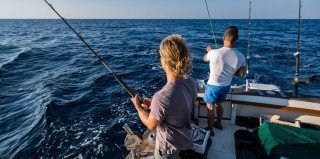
top-left (203, 26), bottom-right (246, 136)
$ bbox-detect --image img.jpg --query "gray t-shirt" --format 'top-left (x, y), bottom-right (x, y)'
top-left (150, 76), bottom-right (198, 154)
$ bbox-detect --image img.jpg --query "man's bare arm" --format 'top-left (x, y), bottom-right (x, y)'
top-left (203, 45), bottom-right (212, 62)
top-left (203, 53), bottom-right (208, 62)
top-left (234, 66), bottom-right (246, 77)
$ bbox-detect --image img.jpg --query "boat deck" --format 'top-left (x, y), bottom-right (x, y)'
top-left (125, 119), bottom-right (245, 159)
top-left (197, 119), bottom-right (245, 159)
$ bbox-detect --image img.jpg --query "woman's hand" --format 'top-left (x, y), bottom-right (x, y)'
top-left (131, 94), bottom-right (142, 108)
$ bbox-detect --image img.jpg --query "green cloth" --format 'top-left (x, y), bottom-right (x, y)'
top-left (258, 122), bottom-right (320, 159)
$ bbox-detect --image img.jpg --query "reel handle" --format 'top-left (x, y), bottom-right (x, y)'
top-left (140, 98), bottom-right (151, 109)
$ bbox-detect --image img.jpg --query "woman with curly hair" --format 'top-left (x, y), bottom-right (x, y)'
top-left (131, 34), bottom-right (198, 159)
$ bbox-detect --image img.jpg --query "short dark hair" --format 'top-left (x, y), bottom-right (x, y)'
top-left (224, 26), bottom-right (238, 43)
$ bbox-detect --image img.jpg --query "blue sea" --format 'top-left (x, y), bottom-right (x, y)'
top-left (0, 19), bottom-right (319, 158)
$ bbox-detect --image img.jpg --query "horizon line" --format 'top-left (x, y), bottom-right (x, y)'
top-left (0, 18), bottom-right (319, 20)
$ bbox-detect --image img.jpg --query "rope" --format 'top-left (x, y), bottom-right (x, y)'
top-left (204, 0), bottom-right (218, 48)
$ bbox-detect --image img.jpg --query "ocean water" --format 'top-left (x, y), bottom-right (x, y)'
top-left (0, 19), bottom-right (319, 158)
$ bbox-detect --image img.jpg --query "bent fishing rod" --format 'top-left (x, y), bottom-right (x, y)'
top-left (44, 0), bottom-right (135, 97)
top-left (204, 0), bottom-right (218, 48)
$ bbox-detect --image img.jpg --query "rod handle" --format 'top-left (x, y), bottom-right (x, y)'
top-left (123, 123), bottom-right (134, 135)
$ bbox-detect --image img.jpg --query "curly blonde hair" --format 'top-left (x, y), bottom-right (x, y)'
top-left (159, 34), bottom-right (191, 78)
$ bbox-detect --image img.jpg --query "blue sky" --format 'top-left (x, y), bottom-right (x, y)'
top-left (0, 0), bottom-right (319, 19)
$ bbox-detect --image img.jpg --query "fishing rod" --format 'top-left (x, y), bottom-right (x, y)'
top-left (44, 0), bottom-right (135, 97)
top-left (292, 0), bottom-right (319, 96)
top-left (293, 0), bottom-right (302, 97)
top-left (204, 0), bottom-right (218, 48)
top-left (245, 0), bottom-right (252, 92)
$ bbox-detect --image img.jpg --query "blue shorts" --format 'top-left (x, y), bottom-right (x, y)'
top-left (204, 84), bottom-right (231, 105)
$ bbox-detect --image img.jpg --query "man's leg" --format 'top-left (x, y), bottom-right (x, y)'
top-left (215, 85), bottom-right (230, 129)
top-left (207, 104), bottom-right (214, 130)
top-left (204, 85), bottom-right (218, 135)
top-left (216, 102), bottom-right (223, 128)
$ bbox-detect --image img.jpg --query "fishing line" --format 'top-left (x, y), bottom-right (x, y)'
top-left (204, 0), bottom-right (218, 48)
top-left (44, 0), bottom-right (135, 97)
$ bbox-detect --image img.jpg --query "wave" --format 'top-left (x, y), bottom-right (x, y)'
top-left (31, 36), bottom-right (59, 49)
top-left (0, 45), bottom-right (31, 69)
top-left (0, 82), bottom-right (50, 159)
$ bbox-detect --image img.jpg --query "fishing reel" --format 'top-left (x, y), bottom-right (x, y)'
top-left (141, 98), bottom-right (151, 110)
top-left (292, 73), bottom-right (317, 86)
top-left (292, 73), bottom-right (317, 97)
top-left (292, 77), bottom-right (308, 86)
top-left (245, 73), bottom-right (256, 80)
top-left (245, 73), bottom-right (263, 83)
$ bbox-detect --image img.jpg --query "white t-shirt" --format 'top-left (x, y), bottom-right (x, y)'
top-left (206, 47), bottom-right (246, 86)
